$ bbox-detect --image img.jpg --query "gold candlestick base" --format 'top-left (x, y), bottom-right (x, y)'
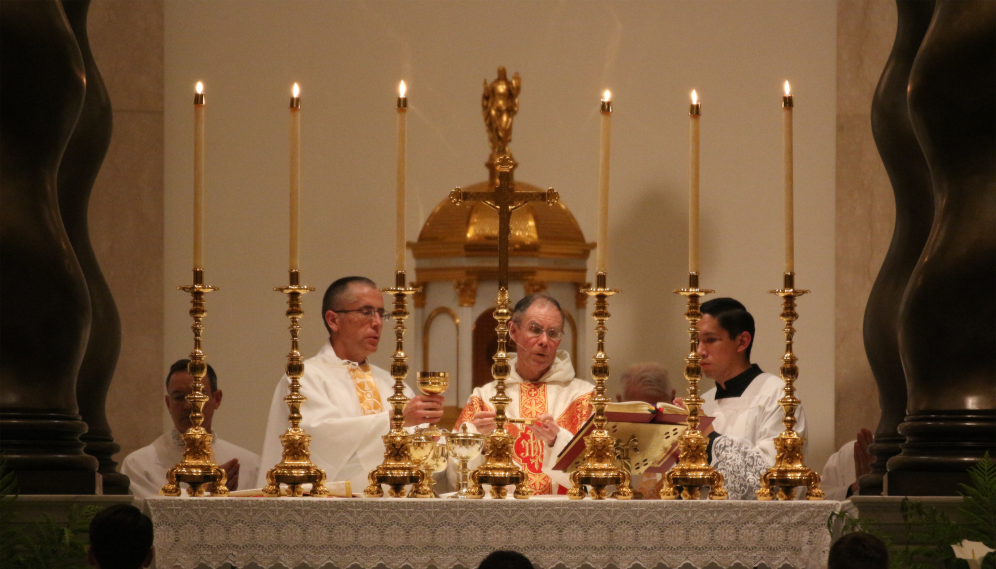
top-left (262, 270), bottom-right (329, 497)
top-left (161, 269), bottom-right (228, 498)
top-left (757, 273), bottom-right (824, 501)
top-left (568, 273), bottom-right (632, 500)
top-left (364, 272), bottom-right (425, 498)
top-left (468, 287), bottom-right (531, 500)
top-left (661, 272), bottom-right (728, 501)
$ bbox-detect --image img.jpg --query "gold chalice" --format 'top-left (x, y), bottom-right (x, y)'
top-left (446, 423), bottom-right (485, 499)
top-left (416, 371), bottom-right (449, 438)
top-left (407, 428), bottom-right (444, 498)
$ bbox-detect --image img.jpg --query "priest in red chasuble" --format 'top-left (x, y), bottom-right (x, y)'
top-left (453, 293), bottom-right (593, 495)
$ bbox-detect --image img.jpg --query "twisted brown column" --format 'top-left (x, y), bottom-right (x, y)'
top-left (860, 0), bottom-right (935, 496)
top-left (887, 0), bottom-right (996, 496)
top-left (0, 0), bottom-right (99, 493)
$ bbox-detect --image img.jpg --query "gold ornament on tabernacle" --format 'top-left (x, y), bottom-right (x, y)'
top-left (567, 272), bottom-right (633, 500)
top-left (363, 271), bottom-right (425, 498)
top-left (660, 272), bottom-right (728, 501)
top-left (261, 269), bottom-right (329, 498)
top-left (161, 269), bottom-right (229, 498)
top-left (756, 272), bottom-right (824, 500)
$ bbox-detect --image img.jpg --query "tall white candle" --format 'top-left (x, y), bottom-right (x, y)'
top-left (689, 90), bottom-right (701, 275)
top-left (596, 90), bottom-right (612, 274)
top-left (396, 81), bottom-right (408, 273)
top-left (783, 81), bottom-right (794, 274)
top-left (193, 82), bottom-right (205, 270)
top-left (289, 83), bottom-right (301, 273)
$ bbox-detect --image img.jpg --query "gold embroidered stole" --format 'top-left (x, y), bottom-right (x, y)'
top-left (347, 362), bottom-right (383, 415)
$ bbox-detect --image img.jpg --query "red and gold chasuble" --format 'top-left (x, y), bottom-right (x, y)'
top-left (455, 383), bottom-right (592, 494)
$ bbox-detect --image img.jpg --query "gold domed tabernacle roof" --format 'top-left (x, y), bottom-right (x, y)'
top-left (411, 180), bottom-right (593, 261)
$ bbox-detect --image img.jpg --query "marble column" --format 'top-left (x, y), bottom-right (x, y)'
top-left (859, 0), bottom-right (935, 496)
top-left (887, 0), bottom-right (996, 496)
top-left (58, 0), bottom-right (128, 495)
top-left (0, 0), bottom-right (99, 493)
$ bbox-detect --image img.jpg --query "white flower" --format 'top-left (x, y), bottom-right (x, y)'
top-left (951, 539), bottom-right (994, 569)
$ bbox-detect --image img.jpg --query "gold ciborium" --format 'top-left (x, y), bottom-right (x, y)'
top-left (407, 429), bottom-right (447, 498)
top-left (446, 423), bottom-right (485, 499)
top-left (416, 371), bottom-right (449, 438)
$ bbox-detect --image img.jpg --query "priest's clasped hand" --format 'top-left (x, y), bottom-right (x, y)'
top-left (203, 457), bottom-right (240, 493)
top-left (471, 411), bottom-right (560, 446)
top-left (401, 394), bottom-right (445, 427)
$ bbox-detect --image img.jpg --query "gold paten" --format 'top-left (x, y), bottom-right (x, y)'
top-left (661, 273), bottom-right (728, 500)
top-left (568, 272), bottom-right (633, 500)
top-left (452, 153), bottom-right (559, 499)
top-left (261, 270), bottom-right (329, 498)
top-left (363, 271), bottom-right (425, 498)
top-left (161, 269), bottom-right (228, 497)
top-left (446, 423), bottom-right (485, 499)
top-left (757, 272), bottom-right (824, 501)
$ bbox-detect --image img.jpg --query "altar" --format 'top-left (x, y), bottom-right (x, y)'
top-left (146, 497), bottom-right (839, 569)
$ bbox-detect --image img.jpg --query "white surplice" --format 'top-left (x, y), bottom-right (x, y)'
top-left (257, 341), bottom-right (413, 492)
top-left (701, 368), bottom-right (808, 499)
top-left (452, 350), bottom-right (593, 495)
top-left (821, 440), bottom-right (857, 501)
top-left (120, 430), bottom-right (260, 499)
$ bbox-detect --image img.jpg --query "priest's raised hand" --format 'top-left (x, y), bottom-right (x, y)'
top-left (401, 394), bottom-right (445, 427)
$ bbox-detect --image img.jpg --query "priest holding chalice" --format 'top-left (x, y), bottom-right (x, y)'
top-left (452, 293), bottom-right (594, 495)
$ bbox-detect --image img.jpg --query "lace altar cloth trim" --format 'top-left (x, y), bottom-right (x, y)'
top-left (146, 497), bottom-right (839, 569)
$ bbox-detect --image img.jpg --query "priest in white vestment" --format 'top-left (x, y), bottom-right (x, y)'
top-left (693, 297), bottom-right (809, 499)
top-left (258, 276), bottom-right (444, 492)
top-left (453, 293), bottom-right (593, 495)
top-left (121, 359), bottom-right (260, 498)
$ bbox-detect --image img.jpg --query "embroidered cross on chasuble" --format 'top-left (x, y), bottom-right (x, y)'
top-left (346, 362), bottom-right (383, 415)
top-left (456, 382), bottom-right (592, 494)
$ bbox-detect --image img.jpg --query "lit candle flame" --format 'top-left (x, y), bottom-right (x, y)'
top-left (691, 89), bottom-right (698, 104)
top-left (292, 83), bottom-right (300, 97)
top-left (196, 82), bottom-right (203, 94)
top-left (784, 81), bottom-right (791, 96)
top-left (399, 80), bottom-right (406, 98)
top-left (603, 89), bottom-right (611, 102)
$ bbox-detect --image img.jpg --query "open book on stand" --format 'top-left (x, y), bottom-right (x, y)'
top-left (553, 401), bottom-right (715, 475)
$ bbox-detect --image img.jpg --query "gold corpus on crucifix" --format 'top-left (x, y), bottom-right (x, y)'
top-left (661, 272), bottom-right (728, 500)
top-left (161, 269), bottom-right (228, 497)
top-left (757, 272), bottom-right (824, 500)
top-left (451, 154), bottom-right (559, 499)
top-left (262, 270), bottom-right (329, 497)
top-left (363, 271), bottom-right (424, 498)
top-left (567, 272), bottom-right (633, 500)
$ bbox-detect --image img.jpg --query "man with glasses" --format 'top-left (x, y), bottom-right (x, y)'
top-left (258, 276), bottom-right (444, 493)
top-left (453, 293), bottom-right (593, 495)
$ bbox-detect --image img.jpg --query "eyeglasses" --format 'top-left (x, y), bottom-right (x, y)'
top-left (333, 307), bottom-right (389, 320)
top-left (520, 321), bottom-right (565, 341)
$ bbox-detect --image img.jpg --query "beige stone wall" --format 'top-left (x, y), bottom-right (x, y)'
top-left (87, 0), bottom-right (165, 464)
top-left (834, 0), bottom-right (897, 449)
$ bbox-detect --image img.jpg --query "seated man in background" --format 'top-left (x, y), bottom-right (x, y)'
top-left (693, 297), bottom-right (808, 499)
top-left (87, 503), bottom-right (154, 569)
top-left (121, 359), bottom-right (260, 498)
top-left (454, 293), bottom-right (593, 495)
top-left (258, 276), bottom-right (444, 493)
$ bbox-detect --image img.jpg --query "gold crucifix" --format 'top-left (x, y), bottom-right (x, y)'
top-left (449, 154), bottom-right (558, 499)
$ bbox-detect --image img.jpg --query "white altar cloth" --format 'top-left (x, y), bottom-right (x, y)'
top-left (146, 497), bottom-right (839, 569)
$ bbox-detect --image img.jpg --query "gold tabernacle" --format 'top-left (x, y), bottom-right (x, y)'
top-left (567, 272), bottom-right (633, 500)
top-left (660, 272), bottom-right (728, 500)
top-left (261, 270), bottom-right (329, 497)
top-left (161, 269), bottom-right (228, 497)
top-left (757, 272), bottom-right (824, 500)
top-left (363, 271), bottom-right (424, 498)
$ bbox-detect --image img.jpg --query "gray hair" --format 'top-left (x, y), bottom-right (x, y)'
top-left (620, 362), bottom-right (674, 405)
top-left (511, 293), bottom-right (565, 326)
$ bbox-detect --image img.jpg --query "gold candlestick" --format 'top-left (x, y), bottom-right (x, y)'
top-left (567, 272), bottom-right (632, 500)
top-left (262, 270), bottom-right (329, 497)
top-left (757, 272), bottom-right (824, 500)
top-left (363, 272), bottom-right (424, 498)
top-left (161, 269), bottom-right (228, 497)
top-left (660, 272), bottom-right (728, 500)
